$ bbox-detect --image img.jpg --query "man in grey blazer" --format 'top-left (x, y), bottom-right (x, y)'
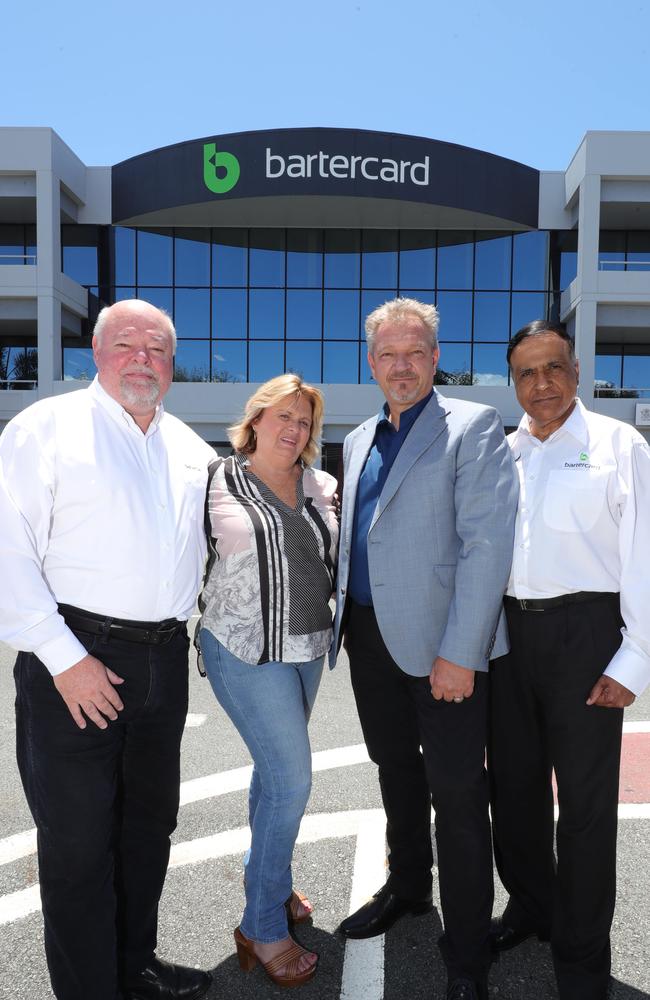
top-left (332, 298), bottom-right (518, 1000)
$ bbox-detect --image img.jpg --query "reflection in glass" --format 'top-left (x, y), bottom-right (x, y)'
top-left (362, 232), bottom-right (398, 288)
top-left (286, 290), bottom-right (322, 339)
top-left (627, 231), bottom-right (650, 271)
top-left (360, 290), bottom-right (396, 338)
top-left (63, 347), bottom-right (96, 381)
top-left (137, 230), bottom-right (173, 285)
top-left (598, 231), bottom-right (625, 271)
top-left (360, 345), bottom-right (374, 385)
top-left (511, 292), bottom-right (547, 335)
top-left (323, 342), bottom-right (358, 382)
top-left (213, 289), bottom-right (247, 339)
top-left (398, 289), bottom-right (435, 305)
top-left (213, 340), bottom-right (246, 382)
top-left (115, 227), bottom-right (136, 285)
top-left (0, 224), bottom-right (24, 264)
top-left (623, 349), bottom-right (650, 391)
top-left (286, 341), bottom-right (322, 382)
top-left (249, 289), bottom-right (284, 339)
top-left (174, 340), bottom-right (210, 382)
top-left (595, 351), bottom-right (623, 388)
top-left (250, 229), bottom-right (285, 287)
top-left (472, 344), bottom-right (509, 385)
top-left (175, 289), bottom-right (210, 338)
top-left (213, 230), bottom-right (247, 286)
top-left (436, 343), bottom-right (472, 385)
top-left (324, 290), bottom-right (359, 340)
top-left (137, 287), bottom-right (173, 314)
top-left (62, 246), bottom-right (98, 286)
top-left (436, 291), bottom-right (472, 341)
top-left (399, 232), bottom-right (435, 289)
top-left (475, 234), bottom-right (511, 290)
top-left (473, 292), bottom-right (510, 342)
top-left (287, 231), bottom-right (322, 287)
top-left (175, 230), bottom-right (210, 286)
top-left (324, 231), bottom-right (360, 288)
top-left (250, 341), bottom-right (284, 382)
top-left (513, 231), bottom-right (548, 290)
top-left (437, 233), bottom-right (473, 289)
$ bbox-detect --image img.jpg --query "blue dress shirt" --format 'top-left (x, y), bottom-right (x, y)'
top-left (349, 391), bottom-right (433, 606)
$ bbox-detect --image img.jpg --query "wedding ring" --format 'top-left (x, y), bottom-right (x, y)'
top-left (453, 696), bottom-right (463, 703)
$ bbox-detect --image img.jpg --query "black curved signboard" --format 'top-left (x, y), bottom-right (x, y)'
top-left (112, 127), bottom-right (539, 227)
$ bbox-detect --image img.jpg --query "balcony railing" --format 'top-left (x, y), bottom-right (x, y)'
top-left (598, 259), bottom-right (650, 271)
top-left (0, 379), bottom-right (37, 390)
top-left (0, 253), bottom-right (37, 265)
top-left (594, 382), bottom-right (650, 398)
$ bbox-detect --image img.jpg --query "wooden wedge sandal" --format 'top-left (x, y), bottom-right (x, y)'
top-left (234, 926), bottom-right (318, 988)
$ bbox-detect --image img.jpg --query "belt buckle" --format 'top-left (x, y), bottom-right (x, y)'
top-left (520, 599), bottom-right (544, 612)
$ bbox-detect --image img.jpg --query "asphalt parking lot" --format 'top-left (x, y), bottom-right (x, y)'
top-left (1, 634), bottom-right (648, 1000)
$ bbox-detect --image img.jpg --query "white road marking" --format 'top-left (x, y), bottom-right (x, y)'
top-left (184, 714), bottom-right (207, 728)
top-left (623, 720), bottom-right (650, 733)
top-left (0, 808), bottom-right (386, 926)
top-left (0, 829), bottom-right (36, 866)
top-left (340, 812), bottom-right (387, 1000)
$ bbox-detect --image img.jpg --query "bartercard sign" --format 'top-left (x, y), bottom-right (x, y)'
top-left (113, 127), bottom-right (539, 227)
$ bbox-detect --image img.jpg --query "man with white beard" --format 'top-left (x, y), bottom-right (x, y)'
top-left (0, 300), bottom-right (214, 1000)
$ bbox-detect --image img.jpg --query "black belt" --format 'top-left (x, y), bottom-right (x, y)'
top-left (504, 591), bottom-right (618, 613)
top-left (58, 603), bottom-right (186, 645)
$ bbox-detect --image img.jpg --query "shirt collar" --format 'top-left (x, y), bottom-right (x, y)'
top-left (513, 397), bottom-right (589, 449)
top-left (378, 389), bottom-right (433, 433)
top-left (89, 376), bottom-right (164, 436)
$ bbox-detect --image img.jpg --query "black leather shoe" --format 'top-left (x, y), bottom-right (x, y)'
top-left (337, 883), bottom-right (433, 939)
top-left (490, 916), bottom-right (550, 953)
top-left (447, 977), bottom-right (488, 1000)
top-left (125, 957), bottom-right (212, 1000)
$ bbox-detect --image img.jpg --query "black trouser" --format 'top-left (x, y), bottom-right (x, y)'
top-left (14, 626), bottom-right (190, 1000)
top-left (489, 595), bottom-right (624, 1000)
top-left (346, 602), bottom-right (493, 982)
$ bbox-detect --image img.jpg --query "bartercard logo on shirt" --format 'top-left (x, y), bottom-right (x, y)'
top-left (564, 451), bottom-right (601, 470)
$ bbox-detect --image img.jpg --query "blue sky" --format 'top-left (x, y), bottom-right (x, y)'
top-left (2, 0), bottom-right (649, 169)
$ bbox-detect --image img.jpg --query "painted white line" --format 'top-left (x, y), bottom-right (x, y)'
top-left (184, 714), bottom-right (207, 728)
top-left (340, 812), bottom-right (386, 1000)
top-left (0, 808), bottom-right (385, 927)
top-left (623, 720), bottom-right (650, 733)
top-left (0, 884), bottom-right (41, 926)
top-left (0, 829), bottom-right (36, 866)
top-left (179, 743), bottom-right (370, 807)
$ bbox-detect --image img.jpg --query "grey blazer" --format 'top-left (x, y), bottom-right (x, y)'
top-left (330, 390), bottom-right (518, 675)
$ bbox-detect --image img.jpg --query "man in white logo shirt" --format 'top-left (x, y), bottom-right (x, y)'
top-left (489, 321), bottom-right (650, 1000)
top-left (0, 300), bottom-right (215, 1000)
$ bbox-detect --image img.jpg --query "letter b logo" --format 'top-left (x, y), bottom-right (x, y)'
top-left (203, 142), bottom-right (240, 194)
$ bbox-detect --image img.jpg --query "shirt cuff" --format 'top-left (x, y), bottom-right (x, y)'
top-left (604, 642), bottom-right (650, 698)
top-left (35, 630), bottom-right (91, 676)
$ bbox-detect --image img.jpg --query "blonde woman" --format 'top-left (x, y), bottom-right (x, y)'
top-left (198, 374), bottom-right (338, 988)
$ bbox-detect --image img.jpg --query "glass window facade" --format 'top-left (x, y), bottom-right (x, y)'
top-left (599, 231), bottom-right (650, 271)
top-left (0, 224), bottom-right (37, 265)
top-left (595, 344), bottom-right (650, 398)
top-left (62, 226), bottom-right (557, 385)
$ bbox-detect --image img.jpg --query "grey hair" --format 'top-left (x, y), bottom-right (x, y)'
top-left (93, 300), bottom-right (177, 350)
top-left (365, 297), bottom-right (440, 353)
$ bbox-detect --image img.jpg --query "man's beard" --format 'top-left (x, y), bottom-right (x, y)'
top-left (120, 373), bottom-right (161, 409)
top-left (388, 378), bottom-right (420, 404)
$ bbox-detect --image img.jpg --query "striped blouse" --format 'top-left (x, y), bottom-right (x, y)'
top-left (200, 453), bottom-right (339, 665)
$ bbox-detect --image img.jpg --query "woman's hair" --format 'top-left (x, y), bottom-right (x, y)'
top-left (228, 373), bottom-right (325, 466)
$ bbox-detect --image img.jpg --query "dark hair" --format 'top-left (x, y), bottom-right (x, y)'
top-left (506, 320), bottom-right (575, 368)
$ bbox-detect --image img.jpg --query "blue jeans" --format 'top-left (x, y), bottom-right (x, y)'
top-left (200, 628), bottom-right (323, 943)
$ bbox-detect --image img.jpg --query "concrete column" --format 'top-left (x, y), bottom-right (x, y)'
top-left (36, 169), bottom-right (62, 394)
top-left (574, 174), bottom-right (600, 405)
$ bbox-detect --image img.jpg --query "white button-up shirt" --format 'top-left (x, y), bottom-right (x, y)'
top-left (0, 378), bottom-right (215, 675)
top-left (507, 398), bottom-right (650, 696)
